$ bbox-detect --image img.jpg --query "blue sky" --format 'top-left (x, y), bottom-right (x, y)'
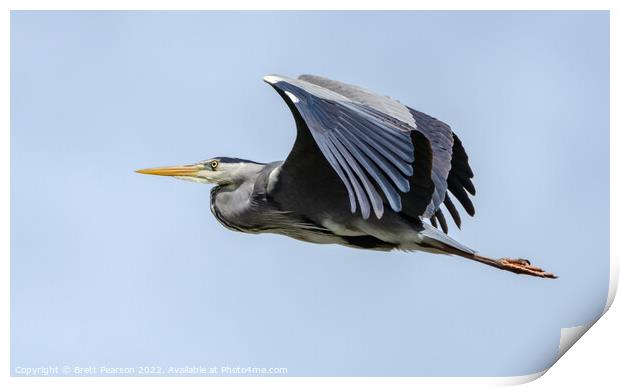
top-left (11, 11), bottom-right (609, 376)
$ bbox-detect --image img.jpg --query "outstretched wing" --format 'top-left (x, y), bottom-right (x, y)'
top-left (298, 74), bottom-right (475, 233)
top-left (264, 74), bottom-right (431, 220)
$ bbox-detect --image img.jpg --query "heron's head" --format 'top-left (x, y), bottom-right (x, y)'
top-left (136, 157), bottom-right (263, 185)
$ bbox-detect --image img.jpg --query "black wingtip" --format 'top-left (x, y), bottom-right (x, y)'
top-left (443, 193), bottom-right (462, 228)
top-left (435, 208), bottom-right (449, 234)
top-left (448, 179), bottom-right (475, 217)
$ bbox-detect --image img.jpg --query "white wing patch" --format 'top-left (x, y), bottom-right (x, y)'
top-left (263, 75), bottom-right (282, 84)
top-left (284, 91), bottom-right (300, 103)
top-left (266, 165), bottom-right (282, 194)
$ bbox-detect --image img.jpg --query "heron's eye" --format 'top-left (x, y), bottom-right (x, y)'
top-left (210, 160), bottom-right (219, 170)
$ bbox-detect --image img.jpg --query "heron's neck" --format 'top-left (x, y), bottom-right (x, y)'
top-left (209, 162), bottom-right (266, 223)
top-left (210, 179), bottom-right (258, 231)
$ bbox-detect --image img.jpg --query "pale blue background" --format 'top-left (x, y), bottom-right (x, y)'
top-left (11, 11), bottom-right (609, 376)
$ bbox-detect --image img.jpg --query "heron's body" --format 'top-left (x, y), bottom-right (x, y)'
top-left (137, 74), bottom-right (556, 278)
top-left (209, 160), bottom-right (421, 251)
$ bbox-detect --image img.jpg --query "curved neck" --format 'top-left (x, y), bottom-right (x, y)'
top-left (209, 164), bottom-right (265, 231)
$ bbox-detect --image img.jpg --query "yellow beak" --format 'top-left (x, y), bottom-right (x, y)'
top-left (135, 164), bottom-right (202, 177)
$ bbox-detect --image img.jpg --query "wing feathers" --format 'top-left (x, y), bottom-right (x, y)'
top-left (266, 75), bottom-right (416, 218)
top-left (442, 193), bottom-right (462, 229)
top-left (331, 129), bottom-right (403, 212)
top-left (329, 133), bottom-right (385, 218)
top-left (314, 136), bottom-right (357, 213)
top-left (267, 74), bottom-right (476, 227)
top-left (336, 122), bottom-right (411, 192)
top-left (339, 111), bottom-right (414, 170)
top-left (434, 208), bottom-right (448, 234)
top-left (323, 137), bottom-right (372, 218)
top-left (447, 177), bottom-right (476, 216)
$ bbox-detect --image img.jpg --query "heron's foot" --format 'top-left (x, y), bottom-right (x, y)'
top-left (497, 258), bottom-right (557, 279)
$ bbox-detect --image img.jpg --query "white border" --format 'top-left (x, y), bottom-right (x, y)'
top-left (2, 1), bottom-right (616, 386)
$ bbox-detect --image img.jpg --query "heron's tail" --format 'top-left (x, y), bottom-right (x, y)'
top-left (419, 224), bottom-right (477, 256)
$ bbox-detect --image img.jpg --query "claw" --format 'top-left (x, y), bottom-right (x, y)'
top-left (501, 258), bottom-right (531, 266)
top-left (497, 258), bottom-right (557, 279)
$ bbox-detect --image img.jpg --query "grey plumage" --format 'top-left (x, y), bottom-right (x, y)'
top-left (137, 74), bottom-right (557, 278)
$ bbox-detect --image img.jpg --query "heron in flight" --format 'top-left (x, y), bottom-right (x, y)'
top-left (137, 74), bottom-right (556, 278)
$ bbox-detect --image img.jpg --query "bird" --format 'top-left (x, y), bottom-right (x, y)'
top-left (136, 74), bottom-right (556, 279)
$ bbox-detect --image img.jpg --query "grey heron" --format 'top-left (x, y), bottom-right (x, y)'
top-left (137, 74), bottom-right (556, 279)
